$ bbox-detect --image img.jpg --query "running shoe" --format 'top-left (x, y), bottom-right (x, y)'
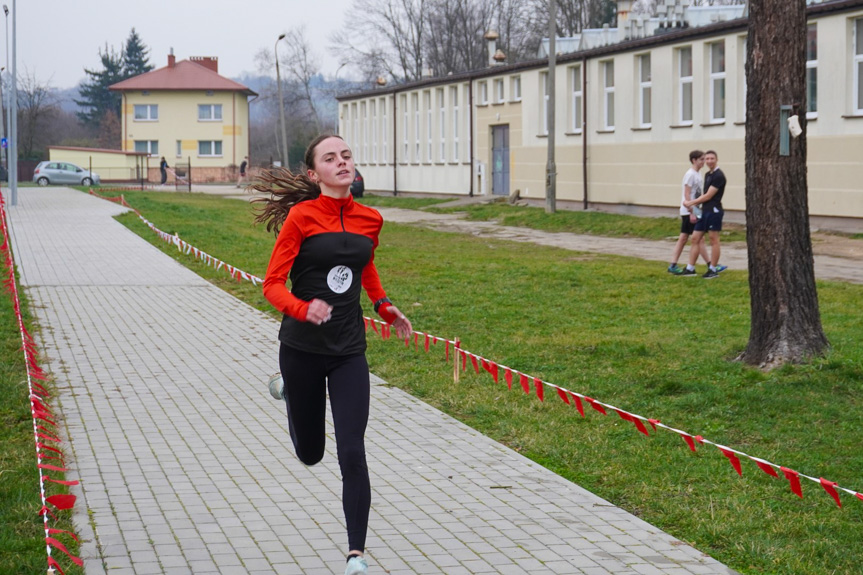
top-left (715, 265), bottom-right (728, 273)
top-left (667, 264), bottom-right (684, 275)
top-left (345, 556), bottom-right (368, 575)
top-left (703, 269), bottom-right (719, 279)
top-left (679, 268), bottom-right (697, 277)
top-left (267, 373), bottom-right (284, 400)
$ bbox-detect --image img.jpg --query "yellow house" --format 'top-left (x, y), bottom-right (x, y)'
top-left (110, 53), bottom-right (257, 183)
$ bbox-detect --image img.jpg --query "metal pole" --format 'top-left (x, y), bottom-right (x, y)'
top-left (0, 67), bottom-right (5, 178)
top-left (545, 0), bottom-right (556, 214)
top-left (274, 34), bottom-right (288, 170)
top-left (9, 0), bottom-right (16, 206)
top-left (3, 5), bottom-right (7, 185)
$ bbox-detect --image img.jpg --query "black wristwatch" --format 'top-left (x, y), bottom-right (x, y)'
top-left (374, 297), bottom-right (391, 313)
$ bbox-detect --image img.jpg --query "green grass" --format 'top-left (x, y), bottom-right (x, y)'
top-left (60, 190), bottom-right (863, 574)
top-left (358, 194), bottom-right (451, 209)
top-left (0, 267), bottom-right (82, 574)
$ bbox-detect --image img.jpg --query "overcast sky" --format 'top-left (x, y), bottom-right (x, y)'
top-left (9, 0), bottom-right (352, 90)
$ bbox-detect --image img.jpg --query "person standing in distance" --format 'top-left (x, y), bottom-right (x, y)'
top-left (254, 134), bottom-right (412, 575)
top-left (236, 156), bottom-right (249, 188)
top-left (667, 150), bottom-right (709, 274)
top-left (159, 156), bottom-right (169, 185)
top-left (682, 150), bottom-right (728, 279)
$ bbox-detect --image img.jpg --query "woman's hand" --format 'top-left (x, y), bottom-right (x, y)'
top-left (388, 305), bottom-right (413, 339)
top-left (306, 298), bottom-right (333, 325)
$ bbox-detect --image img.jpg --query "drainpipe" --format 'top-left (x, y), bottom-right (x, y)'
top-left (468, 81), bottom-right (474, 196)
top-left (582, 56), bottom-right (589, 210)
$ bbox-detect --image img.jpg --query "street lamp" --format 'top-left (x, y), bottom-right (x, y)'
top-left (333, 61), bottom-right (347, 134)
top-left (274, 33), bottom-right (289, 170)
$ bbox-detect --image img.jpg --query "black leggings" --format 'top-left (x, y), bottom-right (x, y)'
top-left (279, 344), bottom-right (371, 552)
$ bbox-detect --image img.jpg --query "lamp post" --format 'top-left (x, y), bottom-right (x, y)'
top-left (333, 61), bottom-right (347, 134)
top-left (274, 33), bottom-right (288, 169)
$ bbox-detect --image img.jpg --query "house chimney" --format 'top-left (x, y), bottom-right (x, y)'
top-left (168, 48), bottom-right (175, 68)
top-left (484, 30), bottom-right (499, 67)
top-left (617, 0), bottom-right (634, 41)
top-left (190, 56), bottom-right (219, 73)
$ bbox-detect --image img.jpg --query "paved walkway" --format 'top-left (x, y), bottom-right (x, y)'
top-left (5, 187), bottom-right (741, 575)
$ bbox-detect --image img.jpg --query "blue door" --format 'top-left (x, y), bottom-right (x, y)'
top-left (492, 125), bottom-right (509, 196)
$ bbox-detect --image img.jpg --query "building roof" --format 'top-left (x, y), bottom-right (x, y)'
top-left (49, 146), bottom-right (148, 156)
top-left (109, 58), bottom-right (257, 96)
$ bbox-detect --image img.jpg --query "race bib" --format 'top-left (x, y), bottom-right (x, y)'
top-left (327, 265), bottom-right (353, 294)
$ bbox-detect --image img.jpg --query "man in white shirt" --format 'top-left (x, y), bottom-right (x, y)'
top-left (668, 150), bottom-right (709, 274)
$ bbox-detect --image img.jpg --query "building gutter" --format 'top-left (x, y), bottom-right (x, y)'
top-left (468, 81), bottom-right (474, 196)
top-left (582, 56), bottom-right (588, 210)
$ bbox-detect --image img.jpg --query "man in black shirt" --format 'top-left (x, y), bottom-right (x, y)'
top-left (681, 150), bottom-right (727, 279)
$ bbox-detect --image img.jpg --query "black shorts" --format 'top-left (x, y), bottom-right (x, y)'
top-left (695, 207), bottom-right (724, 232)
top-left (680, 215), bottom-right (696, 235)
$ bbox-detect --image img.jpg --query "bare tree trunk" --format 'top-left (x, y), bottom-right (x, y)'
top-left (739, 0), bottom-right (828, 368)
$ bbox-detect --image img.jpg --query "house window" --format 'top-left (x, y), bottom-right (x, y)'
top-left (134, 140), bottom-right (158, 156)
top-left (438, 88), bottom-right (446, 162)
top-left (540, 71), bottom-right (549, 135)
top-left (370, 100), bottom-right (377, 163)
top-left (362, 101), bottom-right (369, 163)
top-left (401, 95), bottom-right (408, 160)
top-left (603, 61), bottom-right (615, 130)
top-left (494, 78), bottom-right (504, 103)
top-left (425, 91), bottom-right (432, 162)
top-left (806, 23), bottom-right (817, 117)
top-left (710, 41), bottom-right (726, 122)
top-left (413, 93), bottom-right (421, 163)
top-left (856, 18), bottom-right (863, 113)
top-left (134, 104), bottom-right (158, 121)
top-left (679, 46), bottom-right (693, 125)
top-left (638, 54), bottom-right (652, 127)
top-left (451, 86), bottom-right (459, 161)
top-left (198, 104), bottom-right (222, 121)
top-left (570, 65), bottom-right (582, 133)
top-left (198, 140), bottom-right (222, 157)
top-left (176, 140), bottom-right (182, 158)
top-left (479, 81), bottom-right (488, 105)
top-left (739, 36), bottom-right (748, 122)
top-left (511, 75), bottom-right (521, 101)
top-left (351, 103), bottom-right (358, 157)
top-left (381, 98), bottom-right (388, 162)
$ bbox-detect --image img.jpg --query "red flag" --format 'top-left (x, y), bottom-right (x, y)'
top-left (681, 433), bottom-right (697, 452)
top-left (484, 361), bottom-right (499, 383)
top-left (370, 321), bottom-right (379, 334)
top-left (519, 374), bottom-right (530, 394)
top-left (47, 557), bottom-right (67, 575)
top-left (585, 397), bottom-right (607, 415)
top-left (445, 340), bottom-right (450, 362)
top-left (819, 478), bottom-right (842, 507)
top-left (753, 459), bottom-right (779, 478)
top-left (414, 333), bottom-right (419, 350)
top-left (424, 334), bottom-right (430, 352)
top-left (719, 448), bottom-right (743, 476)
top-left (534, 378), bottom-right (544, 401)
top-left (855, 493), bottom-right (863, 502)
top-left (572, 394), bottom-right (585, 417)
top-left (48, 528), bottom-right (79, 542)
top-left (38, 463), bottom-right (68, 472)
top-left (614, 409), bottom-right (632, 422)
top-left (45, 537), bottom-right (84, 566)
top-left (648, 419), bottom-right (660, 431)
top-left (364, 318), bottom-right (369, 331)
top-left (46, 494), bottom-right (76, 510)
top-left (470, 354), bottom-right (480, 374)
top-left (556, 388), bottom-right (570, 404)
top-left (42, 476), bottom-right (79, 486)
top-left (781, 467), bottom-right (803, 498)
top-left (632, 417), bottom-right (649, 436)
top-left (504, 369), bottom-right (513, 390)
top-left (461, 350), bottom-right (467, 371)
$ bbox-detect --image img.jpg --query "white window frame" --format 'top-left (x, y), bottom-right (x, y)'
top-left (540, 71), bottom-right (549, 135)
top-left (351, 104), bottom-right (358, 159)
top-left (425, 91), bottom-right (432, 163)
top-left (361, 101), bottom-right (368, 164)
top-left (494, 78), bottom-right (504, 103)
top-left (479, 81), bottom-right (488, 105)
top-left (134, 104), bottom-right (158, 121)
top-left (679, 46), bottom-right (694, 125)
top-left (370, 100), bottom-right (377, 163)
top-left (176, 140), bottom-right (182, 158)
top-left (401, 95), bottom-right (409, 160)
top-left (709, 41), bottom-right (726, 122)
top-left (198, 140), bottom-right (223, 157)
top-left (438, 88), bottom-right (446, 162)
top-left (451, 86), bottom-right (459, 162)
top-left (197, 104), bottom-right (222, 121)
top-left (806, 23), bottom-right (817, 118)
top-left (134, 140), bottom-right (159, 156)
top-left (413, 93), bottom-right (421, 163)
top-left (381, 98), bottom-right (388, 163)
top-left (511, 75), bottom-right (521, 102)
top-left (603, 61), bottom-right (615, 130)
top-left (570, 65), bottom-right (582, 134)
top-left (853, 18), bottom-right (863, 114)
top-left (638, 54), bottom-right (652, 128)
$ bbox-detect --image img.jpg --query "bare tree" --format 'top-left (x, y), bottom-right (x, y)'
top-left (281, 27), bottom-right (323, 132)
top-left (17, 71), bottom-right (59, 159)
top-left (739, 0), bottom-right (828, 368)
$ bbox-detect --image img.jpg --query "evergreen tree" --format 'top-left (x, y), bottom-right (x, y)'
top-left (75, 43), bottom-right (125, 126)
top-left (123, 28), bottom-right (154, 78)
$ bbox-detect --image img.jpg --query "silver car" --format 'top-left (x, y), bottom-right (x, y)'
top-left (33, 161), bottom-right (101, 186)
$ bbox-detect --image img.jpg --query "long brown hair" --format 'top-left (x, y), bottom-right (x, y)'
top-left (250, 134), bottom-right (344, 235)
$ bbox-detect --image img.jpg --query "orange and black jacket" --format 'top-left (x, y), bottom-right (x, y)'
top-left (263, 193), bottom-right (396, 356)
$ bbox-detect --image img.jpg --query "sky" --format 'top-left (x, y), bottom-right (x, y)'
top-left (8, 0), bottom-right (353, 90)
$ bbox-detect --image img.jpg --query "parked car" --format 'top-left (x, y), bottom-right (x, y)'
top-left (33, 161), bottom-right (101, 187)
top-left (350, 168), bottom-right (364, 198)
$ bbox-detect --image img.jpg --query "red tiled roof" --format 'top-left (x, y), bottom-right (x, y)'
top-left (109, 59), bottom-right (257, 96)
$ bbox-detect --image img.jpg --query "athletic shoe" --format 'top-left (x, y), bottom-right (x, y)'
top-left (679, 268), bottom-right (697, 277)
top-left (267, 373), bottom-right (284, 400)
top-left (703, 269), bottom-right (719, 279)
top-left (715, 265), bottom-right (728, 273)
top-left (345, 556), bottom-right (368, 575)
top-left (667, 264), bottom-right (684, 275)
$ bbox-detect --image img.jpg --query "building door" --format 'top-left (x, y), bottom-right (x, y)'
top-left (491, 125), bottom-right (510, 196)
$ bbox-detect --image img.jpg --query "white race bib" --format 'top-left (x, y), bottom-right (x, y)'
top-left (327, 265), bottom-right (353, 294)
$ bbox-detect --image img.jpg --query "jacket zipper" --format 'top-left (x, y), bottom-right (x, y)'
top-left (340, 206), bottom-right (346, 232)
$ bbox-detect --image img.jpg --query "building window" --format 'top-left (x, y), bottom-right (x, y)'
top-left (511, 75), bottom-right (521, 101)
top-left (806, 23), bottom-right (817, 117)
top-left (638, 54), bottom-right (652, 127)
top-left (359, 101), bottom-right (367, 164)
top-left (438, 88), bottom-right (446, 162)
top-left (494, 78), bottom-right (504, 103)
top-left (134, 104), bottom-right (158, 121)
top-left (198, 104), bottom-right (222, 121)
top-left (352, 103), bottom-right (358, 159)
top-left (425, 91), bottom-right (432, 162)
top-left (401, 95), bottom-right (409, 160)
top-left (679, 46), bottom-right (693, 125)
top-left (540, 71), bottom-right (549, 135)
top-left (413, 93), bottom-right (421, 163)
top-left (570, 65), bottom-right (582, 133)
top-left (710, 41), bottom-right (726, 122)
top-left (381, 98), bottom-right (388, 162)
top-left (739, 36), bottom-right (748, 122)
top-left (134, 140), bottom-right (158, 156)
top-left (479, 81), bottom-right (488, 105)
top-left (176, 140), bottom-right (182, 158)
top-left (370, 100), bottom-right (377, 163)
top-left (855, 18), bottom-right (863, 113)
top-left (451, 86), bottom-right (459, 161)
top-left (603, 61), bottom-right (615, 130)
top-left (198, 140), bottom-right (222, 157)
